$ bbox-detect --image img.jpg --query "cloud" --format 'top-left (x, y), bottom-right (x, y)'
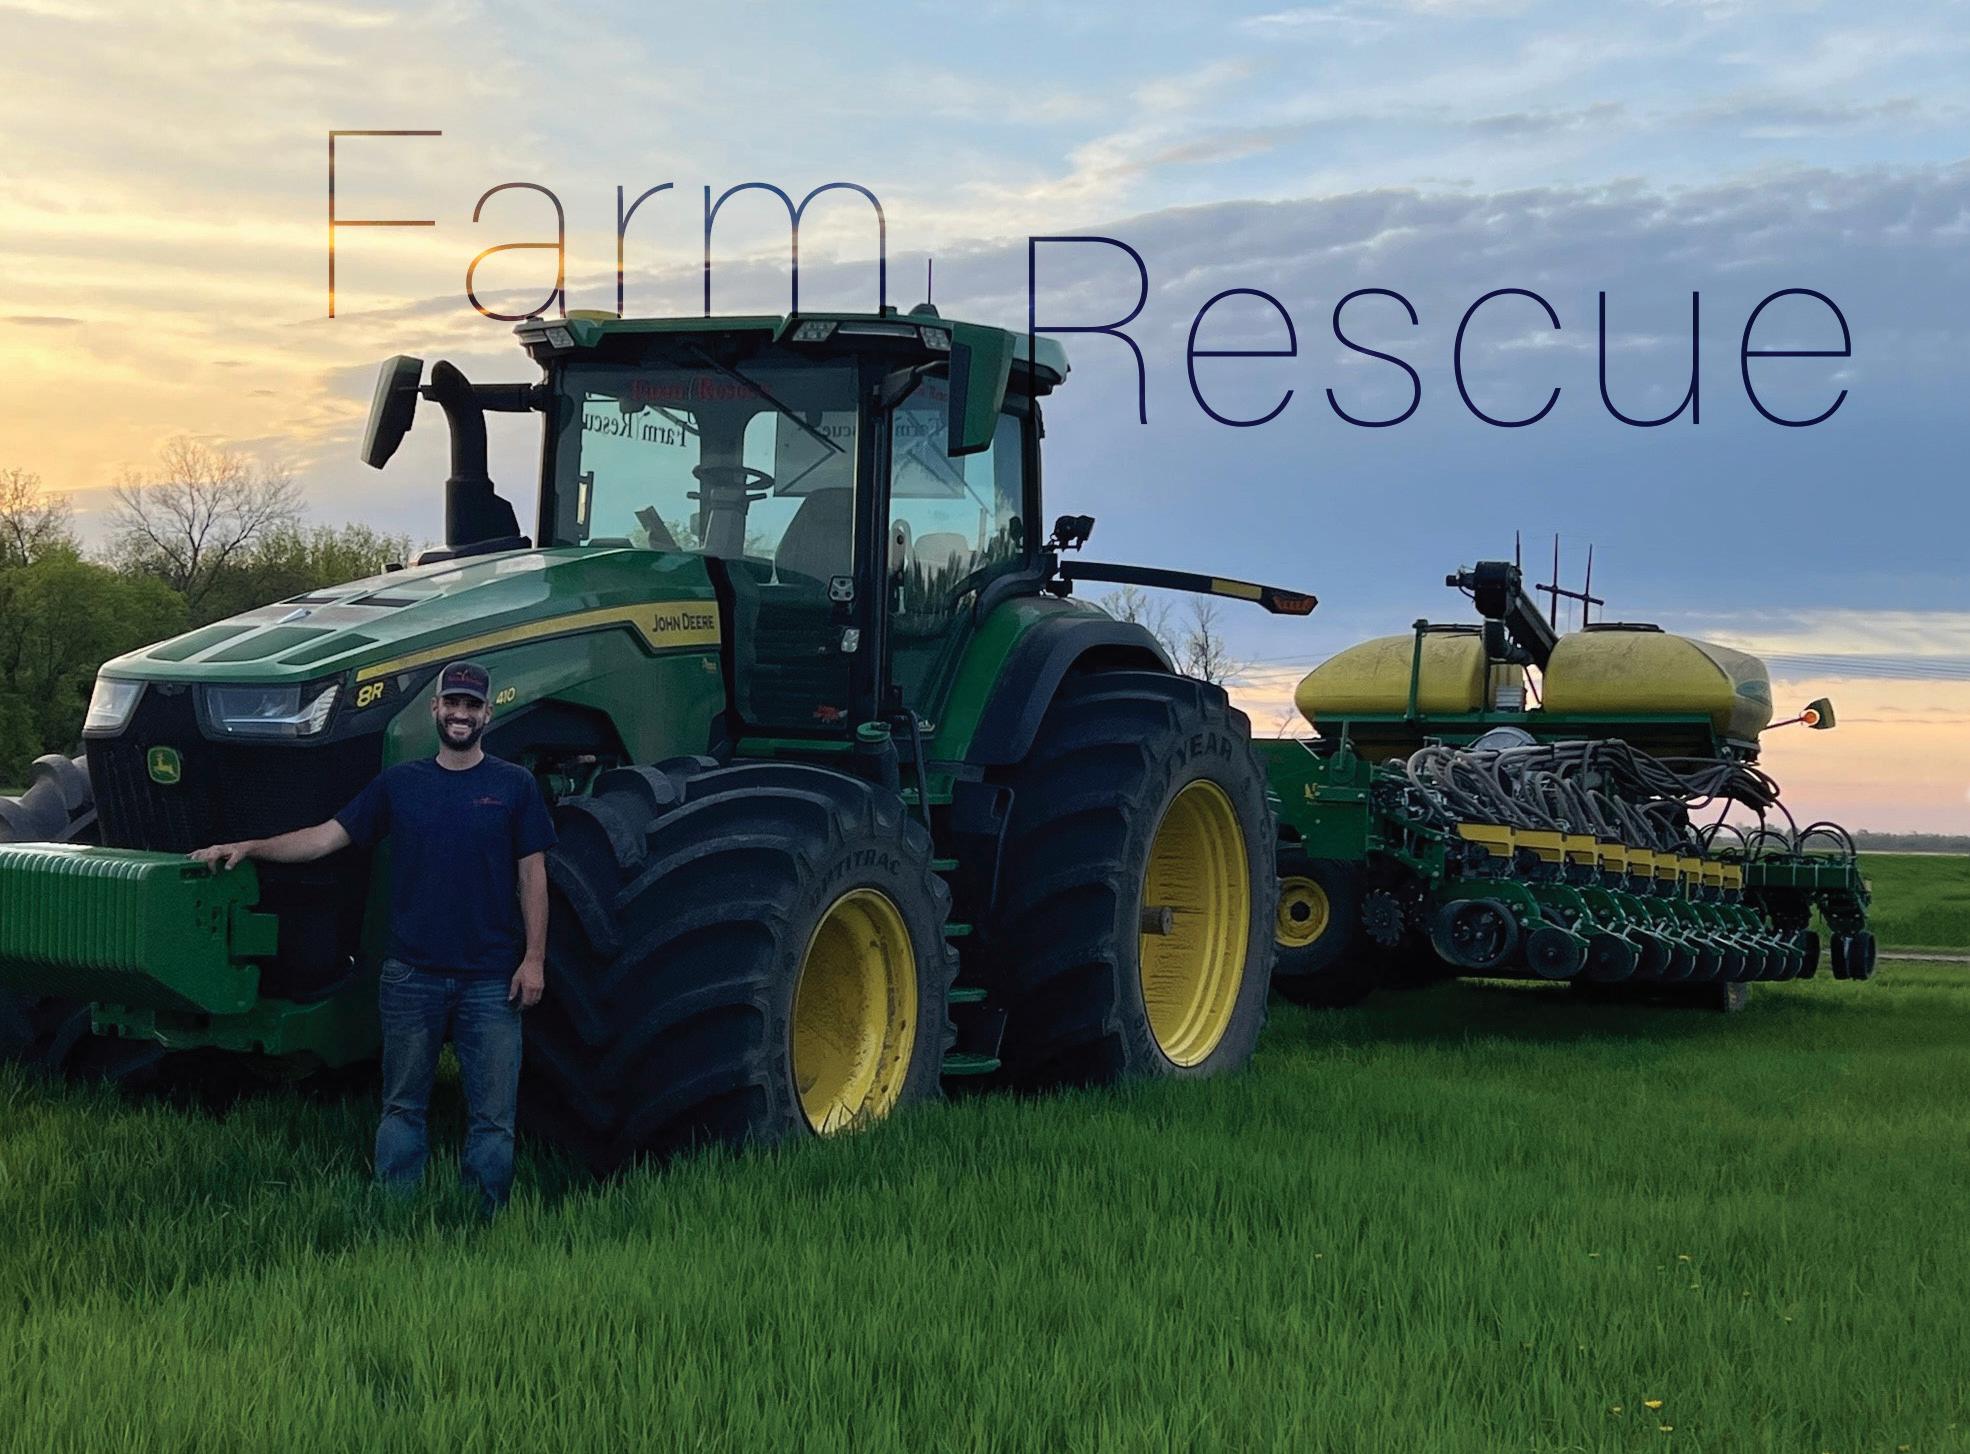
top-left (1723, 22), bottom-right (1970, 92)
top-left (1149, 126), bottom-right (1312, 168)
top-left (1237, 8), bottom-right (1392, 39)
top-left (0, 316), bottom-right (83, 328)
top-left (1681, 92), bottom-right (1932, 139)
top-left (949, 58), bottom-right (1275, 218)
top-left (1468, 102), bottom-right (1628, 138)
top-left (1240, 0), bottom-right (1533, 33)
top-left (1760, 656), bottom-right (1970, 684)
top-left (1669, 611), bottom-right (1970, 663)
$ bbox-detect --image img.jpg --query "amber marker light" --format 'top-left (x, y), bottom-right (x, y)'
top-left (1771, 696), bottom-right (1838, 730)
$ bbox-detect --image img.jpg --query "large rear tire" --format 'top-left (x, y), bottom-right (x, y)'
top-left (981, 671), bottom-right (1275, 1087)
top-left (522, 761), bottom-right (955, 1174)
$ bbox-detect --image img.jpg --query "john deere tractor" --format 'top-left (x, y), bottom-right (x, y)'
top-left (0, 308), bottom-right (1311, 1171)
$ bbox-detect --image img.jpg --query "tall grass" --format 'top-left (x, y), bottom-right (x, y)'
top-left (4, 964), bottom-right (1967, 1452)
top-left (1859, 854), bottom-right (1970, 950)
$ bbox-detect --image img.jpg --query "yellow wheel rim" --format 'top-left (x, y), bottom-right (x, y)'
top-left (1138, 780), bottom-right (1253, 1067)
top-left (1276, 875), bottom-right (1330, 949)
top-left (791, 888), bottom-right (919, 1135)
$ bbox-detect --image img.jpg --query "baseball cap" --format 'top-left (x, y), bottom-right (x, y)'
top-left (437, 660), bottom-right (491, 702)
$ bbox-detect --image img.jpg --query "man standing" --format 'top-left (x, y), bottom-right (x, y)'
top-left (191, 661), bottom-right (555, 1212)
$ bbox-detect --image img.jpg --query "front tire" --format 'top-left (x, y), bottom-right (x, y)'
top-left (981, 671), bottom-right (1275, 1087)
top-left (522, 762), bottom-right (955, 1174)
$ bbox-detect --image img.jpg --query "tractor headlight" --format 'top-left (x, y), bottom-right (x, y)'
top-left (203, 682), bottom-right (340, 739)
top-left (83, 676), bottom-right (144, 736)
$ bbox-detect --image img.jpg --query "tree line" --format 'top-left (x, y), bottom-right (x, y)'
top-left (0, 444), bottom-right (413, 785)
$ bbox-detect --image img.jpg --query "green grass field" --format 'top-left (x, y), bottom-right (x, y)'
top-left (1860, 854), bottom-right (1970, 951)
top-left (3, 860), bottom-right (1966, 1450)
top-left (5, 960), bottom-right (1968, 1452)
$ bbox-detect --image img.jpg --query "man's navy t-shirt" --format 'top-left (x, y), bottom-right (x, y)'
top-left (334, 756), bottom-right (557, 977)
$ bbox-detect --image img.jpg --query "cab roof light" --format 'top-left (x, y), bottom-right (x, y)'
top-left (835, 321), bottom-right (918, 338)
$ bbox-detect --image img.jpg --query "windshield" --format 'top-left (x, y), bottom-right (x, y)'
top-left (547, 359), bottom-right (859, 582)
top-left (887, 376), bottom-right (1025, 582)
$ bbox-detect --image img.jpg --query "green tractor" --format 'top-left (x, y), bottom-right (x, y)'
top-left (0, 308), bottom-right (1312, 1171)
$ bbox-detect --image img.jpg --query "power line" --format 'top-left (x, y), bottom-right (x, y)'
top-left (1231, 650), bottom-right (1970, 682)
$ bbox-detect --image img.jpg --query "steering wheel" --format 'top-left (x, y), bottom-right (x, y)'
top-left (691, 464), bottom-right (774, 497)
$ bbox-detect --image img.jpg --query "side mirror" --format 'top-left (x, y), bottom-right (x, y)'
top-left (1802, 696), bottom-right (1836, 730)
top-left (945, 322), bottom-right (1012, 457)
top-left (361, 355), bottom-right (424, 469)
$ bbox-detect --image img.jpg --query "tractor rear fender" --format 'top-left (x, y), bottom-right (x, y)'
top-left (961, 614), bottom-right (1173, 769)
top-left (932, 611), bottom-right (1170, 923)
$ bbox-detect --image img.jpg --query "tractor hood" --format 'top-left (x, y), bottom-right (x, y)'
top-left (97, 546), bottom-right (722, 687)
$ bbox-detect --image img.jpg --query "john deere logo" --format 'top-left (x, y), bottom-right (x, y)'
top-left (146, 746), bottom-right (181, 785)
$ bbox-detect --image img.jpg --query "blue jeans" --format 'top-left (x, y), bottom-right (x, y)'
top-left (376, 959), bottom-right (522, 1209)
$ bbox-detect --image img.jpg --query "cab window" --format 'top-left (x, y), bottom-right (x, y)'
top-left (886, 383), bottom-right (1027, 709)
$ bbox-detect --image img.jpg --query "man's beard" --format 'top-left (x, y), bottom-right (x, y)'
top-left (441, 718), bottom-right (486, 750)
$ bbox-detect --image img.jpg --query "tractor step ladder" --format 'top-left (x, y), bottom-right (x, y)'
top-left (940, 1051), bottom-right (1000, 1076)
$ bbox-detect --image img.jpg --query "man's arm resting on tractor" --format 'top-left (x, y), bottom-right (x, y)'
top-left (188, 820), bottom-right (351, 870)
top-left (509, 851), bottom-right (547, 1008)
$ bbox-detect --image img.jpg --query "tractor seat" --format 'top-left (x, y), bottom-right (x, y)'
top-left (912, 532), bottom-right (972, 575)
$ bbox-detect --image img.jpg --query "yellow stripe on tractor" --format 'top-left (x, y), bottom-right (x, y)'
top-left (358, 603), bottom-right (722, 682)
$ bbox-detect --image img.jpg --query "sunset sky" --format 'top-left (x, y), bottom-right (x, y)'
top-left (1, 0), bottom-right (1964, 830)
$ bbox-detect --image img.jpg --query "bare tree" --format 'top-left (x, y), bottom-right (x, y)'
top-left (1269, 701), bottom-right (1301, 739)
top-left (1097, 583), bottom-right (1179, 661)
top-left (1180, 596), bottom-right (1244, 686)
top-left (0, 468), bottom-right (76, 567)
top-left (107, 439), bottom-right (301, 608)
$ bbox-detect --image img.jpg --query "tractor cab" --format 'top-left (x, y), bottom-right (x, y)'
top-left (364, 308), bottom-right (1067, 740)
